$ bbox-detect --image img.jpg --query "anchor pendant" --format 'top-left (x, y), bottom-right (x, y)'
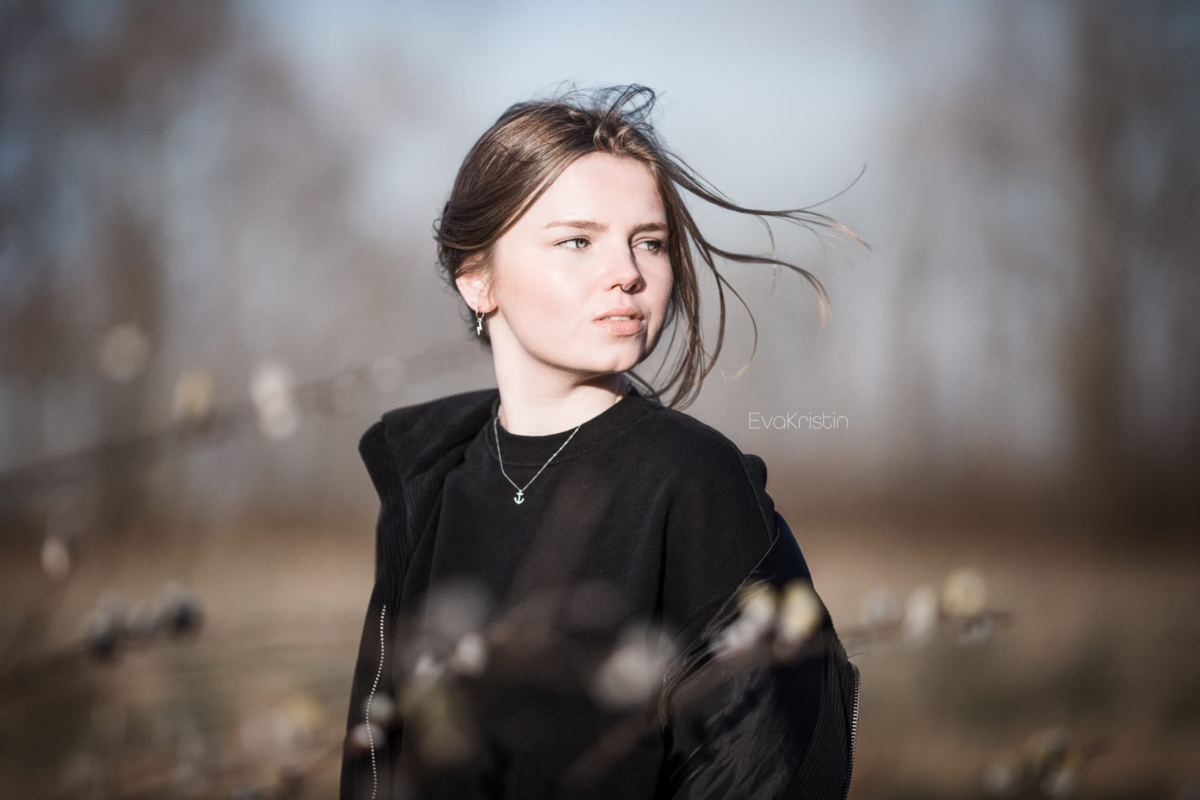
top-left (513, 489), bottom-right (524, 505)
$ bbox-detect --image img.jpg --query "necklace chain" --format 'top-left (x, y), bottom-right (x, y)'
top-left (493, 388), bottom-right (629, 505)
top-left (493, 414), bottom-right (582, 505)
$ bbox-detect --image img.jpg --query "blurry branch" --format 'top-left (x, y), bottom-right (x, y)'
top-left (0, 581), bottom-right (204, 698)
top-left (561, 578), bottom-right (834, 790)
top-left (0, 340), bottom-right (482, 498)
top-left (359, 567), bottom-right (1018, 793)
top-left (844, 566), bottom-right (1013, 652)
top-left (841, 607), bottom-right (1014, 654)
top-left (982, 725), bottom-right (1109, 797)
top-left (561, 567), bottom-right (1016, 788)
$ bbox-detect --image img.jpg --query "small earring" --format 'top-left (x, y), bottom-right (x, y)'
top-left (475, 299), bottom-right (484, 336)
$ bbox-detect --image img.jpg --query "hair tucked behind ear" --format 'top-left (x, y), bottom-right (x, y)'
top-left (433, 83), bottom-right (869, 410)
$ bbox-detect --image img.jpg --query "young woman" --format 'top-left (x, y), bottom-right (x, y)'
top-left (340, 85), bottom-right (862, 800)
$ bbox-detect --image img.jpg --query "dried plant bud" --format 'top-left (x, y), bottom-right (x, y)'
top-left (414, 651), bottom-right (445, 683)
top-left (99, 322), bottom-right (150, 382)
top-left (982, 750), bottom-right (1024, 796)
top-left (347, 722), bottom-right (384, 754)
top-left (423, 580), bottom-right (492, 642)
top-left (902, 584), bottom-right (939, 644)
top-left (773, 579), bottom-right (821, 660)
top-left (942, 567), bottom-right (988, 618)
top-left (713, 582), bottom-right (778, 661)
top-left (714, 616), bottom-right (761, 660)
top-left (737, 581), bottom-right (778, 631)
top-left (447, 632), bottom-right (488, 677)
top-left (1042, 755), bottom-right (1080, 797)
top-left (41, 535), bottom-right (71, 580)
top-left (158, 581), bottom-right (204, 635)
top-left (591, 625), bottom-right (671, 709)
top-left (172, 368), bottom-right (215, 425)
top-left (401, 652), bottom-right (446, 714)
top-left (859, 586), bottom-right (900, 628)
top-left (366, 692), bottom-right (399, 731)
top-left (250, 361), bottom-right (301, 440)
top-left (83, 594), bottom-right (127, 660)
top-left (125, 600), bottom-right (162, 640)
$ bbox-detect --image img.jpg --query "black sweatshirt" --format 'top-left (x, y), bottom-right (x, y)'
top-left (340, 384), bottom-right (859, 800)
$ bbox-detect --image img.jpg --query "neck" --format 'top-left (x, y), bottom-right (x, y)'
top-left (487, 313), bottom-right (634, 435)
top-left (492, 366), bottom-right (629, 439)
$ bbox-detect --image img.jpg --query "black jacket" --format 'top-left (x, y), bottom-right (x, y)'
top-left (340, 387), bottom-right (860, 799)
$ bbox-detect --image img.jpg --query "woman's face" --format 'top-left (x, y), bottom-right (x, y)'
top-left (470, 152), bottom-right (674, 380)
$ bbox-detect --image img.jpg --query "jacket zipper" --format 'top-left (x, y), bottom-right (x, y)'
top-left (366, 603), bottom-right (387, 800)
top-left (842, 661), bottom-right (860, 800)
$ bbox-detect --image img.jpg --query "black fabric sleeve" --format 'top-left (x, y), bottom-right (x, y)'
top-left (654, 427), bottom-right (855, 799)
top-left (659, 437), bottom-right (776, 652)
top-left (340, 421), bottom-right (406, 800)
top-left (655, 512), bottom-right (856, 800)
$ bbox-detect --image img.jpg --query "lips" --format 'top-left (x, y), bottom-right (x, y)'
top-left (594, 306), bottom-right (645, 336)
top-left (594, 305), bottom-right (643, 321)
top-left (594, 317), bottom-right (645, 336)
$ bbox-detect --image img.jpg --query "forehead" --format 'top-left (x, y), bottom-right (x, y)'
top-left (523, 152), bottom-right (665, 224)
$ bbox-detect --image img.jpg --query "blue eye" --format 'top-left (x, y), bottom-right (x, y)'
top-left (559, 237), bottom-right (589, 249)
top-left (641, 239), bottom-right (665, 253)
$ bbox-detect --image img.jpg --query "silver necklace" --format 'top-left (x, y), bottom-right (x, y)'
top-left (493, 412), bottom-right (582, 505)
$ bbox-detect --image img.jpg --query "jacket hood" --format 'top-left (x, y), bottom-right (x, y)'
top-left (374, 386), bottom-right (500, 484)
top-left (356, 387), bottom-right (500, 599)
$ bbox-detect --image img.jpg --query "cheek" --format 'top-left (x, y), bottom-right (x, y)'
top-left (650, 267), bottom-right (674, 317)
top-left (502, 258), bottom-right (586, 333)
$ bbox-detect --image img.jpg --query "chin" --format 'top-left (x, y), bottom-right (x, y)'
top-left (603, 342), bottom-right (651, 368)
top-left (555, 351), bottom-right (642, 377)
top-left (534, 335), bottom-right (650, 376)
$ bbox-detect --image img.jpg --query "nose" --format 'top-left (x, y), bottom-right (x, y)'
top-left (604, 245), bottom-right (644, 292)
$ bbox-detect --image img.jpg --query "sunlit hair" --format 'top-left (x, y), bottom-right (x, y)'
top-left (433, 83), bottom-right (868, 409)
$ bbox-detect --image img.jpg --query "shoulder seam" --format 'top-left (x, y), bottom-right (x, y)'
top-left (655, 409), bottom-right (774, 550)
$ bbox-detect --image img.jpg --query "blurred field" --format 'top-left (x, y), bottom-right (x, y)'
top-left (2, 524), bottom-right (1197, 799)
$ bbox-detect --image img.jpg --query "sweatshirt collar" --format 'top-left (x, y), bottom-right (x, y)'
top-left (375, 382), bottom-right (658, 482)
top-left (484, 383), bottom-right (654, 467)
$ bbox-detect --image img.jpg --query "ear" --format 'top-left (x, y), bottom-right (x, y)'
top-left (455, 256), bottom-right (495, 313)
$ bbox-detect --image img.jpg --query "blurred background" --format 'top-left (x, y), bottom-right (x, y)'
top-left (1, 0), bottom-right (1197, 797)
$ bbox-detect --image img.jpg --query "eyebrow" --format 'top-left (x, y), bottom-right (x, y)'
top-left (542, 219), bottom-right (668, 235)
